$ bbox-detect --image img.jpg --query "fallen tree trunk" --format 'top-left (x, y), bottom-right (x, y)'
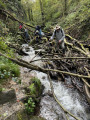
top-left (0, 52), bottom-right (90, 79)
top-left (0, 9), bottom-right (35, 32)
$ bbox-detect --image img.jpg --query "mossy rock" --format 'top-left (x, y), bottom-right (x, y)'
top-left (5, 110), bottom-right (29, 120)
top-left (24, 77), bottom-right (43, 115)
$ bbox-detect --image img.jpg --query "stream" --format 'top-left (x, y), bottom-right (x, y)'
top-left (22, 44), bottom-right (90, 120)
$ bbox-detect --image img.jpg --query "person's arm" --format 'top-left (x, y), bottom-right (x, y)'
top-left (50, 30), bottom-right (55, 40)
top-left (34, 29), bottom-right (37, 35)
top-left (60, 29), bottom-right (65, 41)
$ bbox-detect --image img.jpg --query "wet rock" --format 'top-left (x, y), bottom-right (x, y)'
top-left (0, 89), bottom-right (16, 104)
top-left (25, 47), bottom-right (30, 52)
top-left (47, 90), bottom-right (53, 97)
top-left (19, 49), bottom-right (29, 56)
top-left (42, 76), bottom-right (46, 79)
top-left (42, 90), bottom-right (53, 97)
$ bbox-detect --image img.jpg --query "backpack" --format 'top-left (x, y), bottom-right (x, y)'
top-left (55, 28), bottom-right (63, 36)
top-left (19, 25), bottom-right (23, 30)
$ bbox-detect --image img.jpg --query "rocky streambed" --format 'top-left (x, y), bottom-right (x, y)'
top-left (0, 44), bottom-right (90, 120)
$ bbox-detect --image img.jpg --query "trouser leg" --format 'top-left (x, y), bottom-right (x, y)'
top-left (55, 41), bottom-right (59, 52)
top-left (61, 41), bottom-right (65, 54)
top-left (58, 40), bottom-right (65, 54)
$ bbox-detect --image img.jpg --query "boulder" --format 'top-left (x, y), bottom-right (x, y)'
top-left (0, 89), bottom-right (16, 104)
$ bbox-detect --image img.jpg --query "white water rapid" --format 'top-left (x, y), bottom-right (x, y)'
top-left (22, 44), bottom-right (90, 120)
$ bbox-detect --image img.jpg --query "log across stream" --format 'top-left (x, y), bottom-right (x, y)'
top-left (21, 44), bottom-right (90, 120)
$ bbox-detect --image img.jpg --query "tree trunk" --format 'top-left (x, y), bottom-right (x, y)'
top-left (31, 9), bottom-right (33, 21)
top-left (39, 0), bottom-right (45, 26)
top-left (64, 0), bottom-right (68, 15)
top-left (28, 8), bottom-right (31, 21)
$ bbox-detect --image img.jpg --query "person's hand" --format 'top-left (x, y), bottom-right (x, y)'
top-left (49, 38), bottom-right (51, 41)
top-left (59, 40), bottom-right (61, 43)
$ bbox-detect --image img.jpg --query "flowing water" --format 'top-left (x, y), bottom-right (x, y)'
top-left (22, 44), bottom-right (90, 120)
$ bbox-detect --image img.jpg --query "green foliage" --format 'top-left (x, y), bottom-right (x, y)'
top-left (0, 56), bottom-right (20, 83)
top-left (31, 77), bottom-right (42, 93)
top-left (0, 21), bottom-right (5, 34)
top-left (0, 37), bottom-right (8, 52)
top-left (44, 21), bottom-right (52, 31)
top-left (0, 87), bottom-right (6, 92)
top-left (55, 0), bottom-right (90, 40)
top-left (24, 78), bottom-right (42, 115)
top-left (31, 0), bottom-right (90, 40)
top-left (52, 12), bottom-right (60, 19)
top-left (27, 77), bottom-right (42, 98)
top-left (0, 36), bottom-right (15, 57)
top-left (0, 24), bottom-right (20, 84)
top-left (29, 83), bottom-right (36, 95)
top-left (25, 97), bottom-right (35, 115)
top-left (0, 69), bottom-right (11, 79)
top-left (0, 0), bottom-right (6, 8)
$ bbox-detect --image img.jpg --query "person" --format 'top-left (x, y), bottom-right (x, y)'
top-left (19, 23), bottom-right (24, 32)
top-left (19, 23), bottom-right (30, 43)
top-left (49, 25), bottom-right (65, 54)
top-left (35, 25), bottom-right (42, 39)
top-left (24, 28), bottom-right (30, 43)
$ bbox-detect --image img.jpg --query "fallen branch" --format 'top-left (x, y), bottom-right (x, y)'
top-left (45, 68), bottom-right (90, 79)
top-left (82, 78), bottom-right (90, 88)
top-left (30, 57), bottom-right (90, 63)
top-left (65, 39), bottom-right (90, 57)
top-left (66, 34), bottom-right (90, 52)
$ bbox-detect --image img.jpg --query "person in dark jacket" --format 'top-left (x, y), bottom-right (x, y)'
top-left (49, 25), bottom-right (65, 54)
top-left (35, 26), bottom-right (42, 39)
top-left (24, 28), bottom-right (30, 43)
top-left (19, 23), bottom-right (30, 43)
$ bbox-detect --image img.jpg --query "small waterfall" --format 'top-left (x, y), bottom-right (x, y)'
top-left (22, 44), bottom-right (90, 120)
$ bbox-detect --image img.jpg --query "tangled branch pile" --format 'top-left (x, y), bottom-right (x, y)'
top-left (31, 34), bottom-right (90, 102)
